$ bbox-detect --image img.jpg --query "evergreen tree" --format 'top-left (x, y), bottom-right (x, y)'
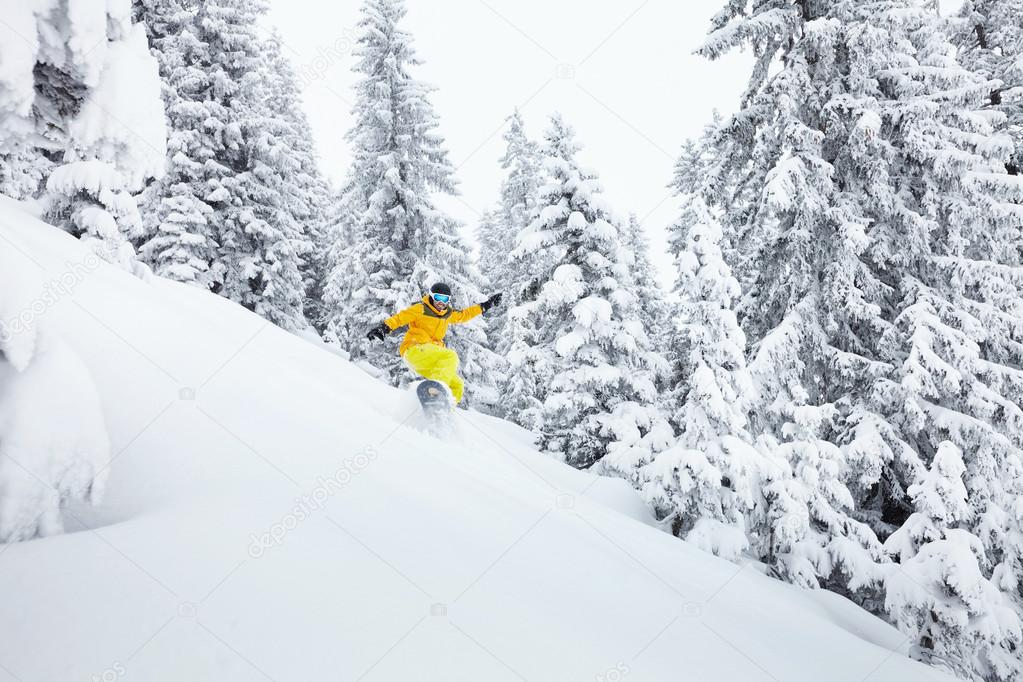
top-left (0, 149), bottom-right (50, 201)
top-left (478, 110), bottom-right (542, 305)
top-left (136, 0), bottom-right (314, 328)
top-left (700, 0), bottom-right (1023, 672)
top-left (885, 442), bottom-right (1023, 680)
top-left (488, 110), bottom-right (543, 305)
top-left (635, 198), bottom-right (762, 560)
top-left (323, 0), bottom-right (495, 392)
top-left (621, 214), bottom-right (668, 348)
top-left (668, 114), bottom-right (752, 295)
top-left (136, 0), bottom-right (222, 285)
top-left (515, 114), bottom-right (667, 468)
top-left (479, 109), bottom-right (546, 422)
top-left (263, 34), bottom-right (335, 329)
top-left (216, 28), bottom-right (313, 329)
top-left (46, 162), bottom-right (148, 274)
top-left (501, 306), bottom-right (549, 431)
top-left (303, 191), bottom-right (338, 332)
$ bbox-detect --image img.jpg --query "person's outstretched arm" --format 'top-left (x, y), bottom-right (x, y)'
top-left (367, 303), bottom-right (424, 340)
top-left (449, 293), bottom-right (502, 324)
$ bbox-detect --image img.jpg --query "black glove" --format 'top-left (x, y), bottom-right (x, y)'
top-left (366, 322), bottom-right (390, 341)
top-left (480, 292), bottom-right (503, 313)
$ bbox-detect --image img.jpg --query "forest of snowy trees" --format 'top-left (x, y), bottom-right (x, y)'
top-left (1, 0), bottom-right (1022, 679)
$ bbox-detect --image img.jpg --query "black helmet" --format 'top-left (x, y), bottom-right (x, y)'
top-left (430, 282), bottom-right (452, 297)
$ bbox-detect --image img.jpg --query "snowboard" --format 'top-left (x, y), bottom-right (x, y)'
top-left (416, 380), bottom-right (454, 428)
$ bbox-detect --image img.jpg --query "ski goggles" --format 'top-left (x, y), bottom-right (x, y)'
top-left (432, 293), bottom-right (451, 304)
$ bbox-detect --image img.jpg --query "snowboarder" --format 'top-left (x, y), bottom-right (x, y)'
top-left (365, 283), bottom-right (502, 404)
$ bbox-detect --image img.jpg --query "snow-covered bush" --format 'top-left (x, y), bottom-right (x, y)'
top-left (0, 245), bottom-right (110, 542)
top-left (45, 161), bottom-right (145, 276)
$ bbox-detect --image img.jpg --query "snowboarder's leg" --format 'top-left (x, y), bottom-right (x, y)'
top-left (428, 347), bottom-right (463, 403)
top-left (404, 344), bottom-right (465, 403)
top-left (446, 372), bottom-right (465, 404)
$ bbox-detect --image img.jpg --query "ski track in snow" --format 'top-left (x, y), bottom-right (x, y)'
top-left (0, 196), bottom-right (950, 681)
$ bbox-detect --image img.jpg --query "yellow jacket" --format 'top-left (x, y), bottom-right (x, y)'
top-left (385, 296), bottom-right (483, 356)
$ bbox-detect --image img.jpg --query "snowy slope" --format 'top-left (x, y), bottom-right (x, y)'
top-left (0, 197), bottom-right (948, 682)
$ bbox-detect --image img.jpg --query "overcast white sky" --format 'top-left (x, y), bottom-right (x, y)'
top-left (264, 1), bottom-right (754, 285)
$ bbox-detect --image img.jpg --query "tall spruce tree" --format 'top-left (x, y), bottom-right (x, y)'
top-left (621, 214), bottom-right (668, 348)
top-left (478, 110), bottom-right (542, 308)
top-left (700, 0), bottom-right (1023, 675)
top-left (136, 0), bottom-right (314, 328)
top-left (635, 198), bottom-right (764, 561)
top-left (514, 114), bottom-right (668, 468)
top-left (263, 33), bottom-right (336, 329)
top-left (479, 110), bottom-right (546, 421)
top-left (216, 27), bottom-right (312, 329)
top-left (135, 0), bottom-right (218, 285)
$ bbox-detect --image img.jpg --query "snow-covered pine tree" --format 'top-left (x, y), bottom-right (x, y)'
top-left (488, 110), bottom-right (543, 312)
top-left (621, 214), bottom-right (668, 350)
top-left (324, 0), bottom-right (434, 370)
top-left (215, 27), bottom-right (313, 330)
top-left (953, 0), bottom-right (1023, 176)
top-left (0, 1), bottom-right (165, 272)
top-left (478, 111), bottom-right (542, 306)
top-left (670, 115), bottom-right (885, 587)
top-left (323, 0), bottom-right (495, 390)
top-left (262, 33), bottom-right (336, 330)
top-left (303, 190), bottom-right (339, 332)
top-left (876, 12), bottom-right (1023, 671)
top-left (515, 114), bottom-right (668, 468)
top-left (700, 0), bottom-right (1023, 671)
top-left (500, 307), bottom-right (548, 431)
top-left (668, 114), bottom-right (753, 295)
top-left (135, 0), bottom-right (228, 286)
top-left (477, 110), bottom-right (547, 421)
top-left (136, 1), bottom-right (313, 328)
top-left (475, 209), bottom-right (504, 285)
top-left (884, 442), bottom-right (1023, 680)
top-left (634, 198), bottom-right (762, 560)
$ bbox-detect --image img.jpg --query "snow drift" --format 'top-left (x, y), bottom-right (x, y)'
top-left (0, 197), bottom-right (950, 681)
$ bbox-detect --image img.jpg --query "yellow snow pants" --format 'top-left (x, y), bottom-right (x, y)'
top-left (403, 343), bottom-right (465, 403)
